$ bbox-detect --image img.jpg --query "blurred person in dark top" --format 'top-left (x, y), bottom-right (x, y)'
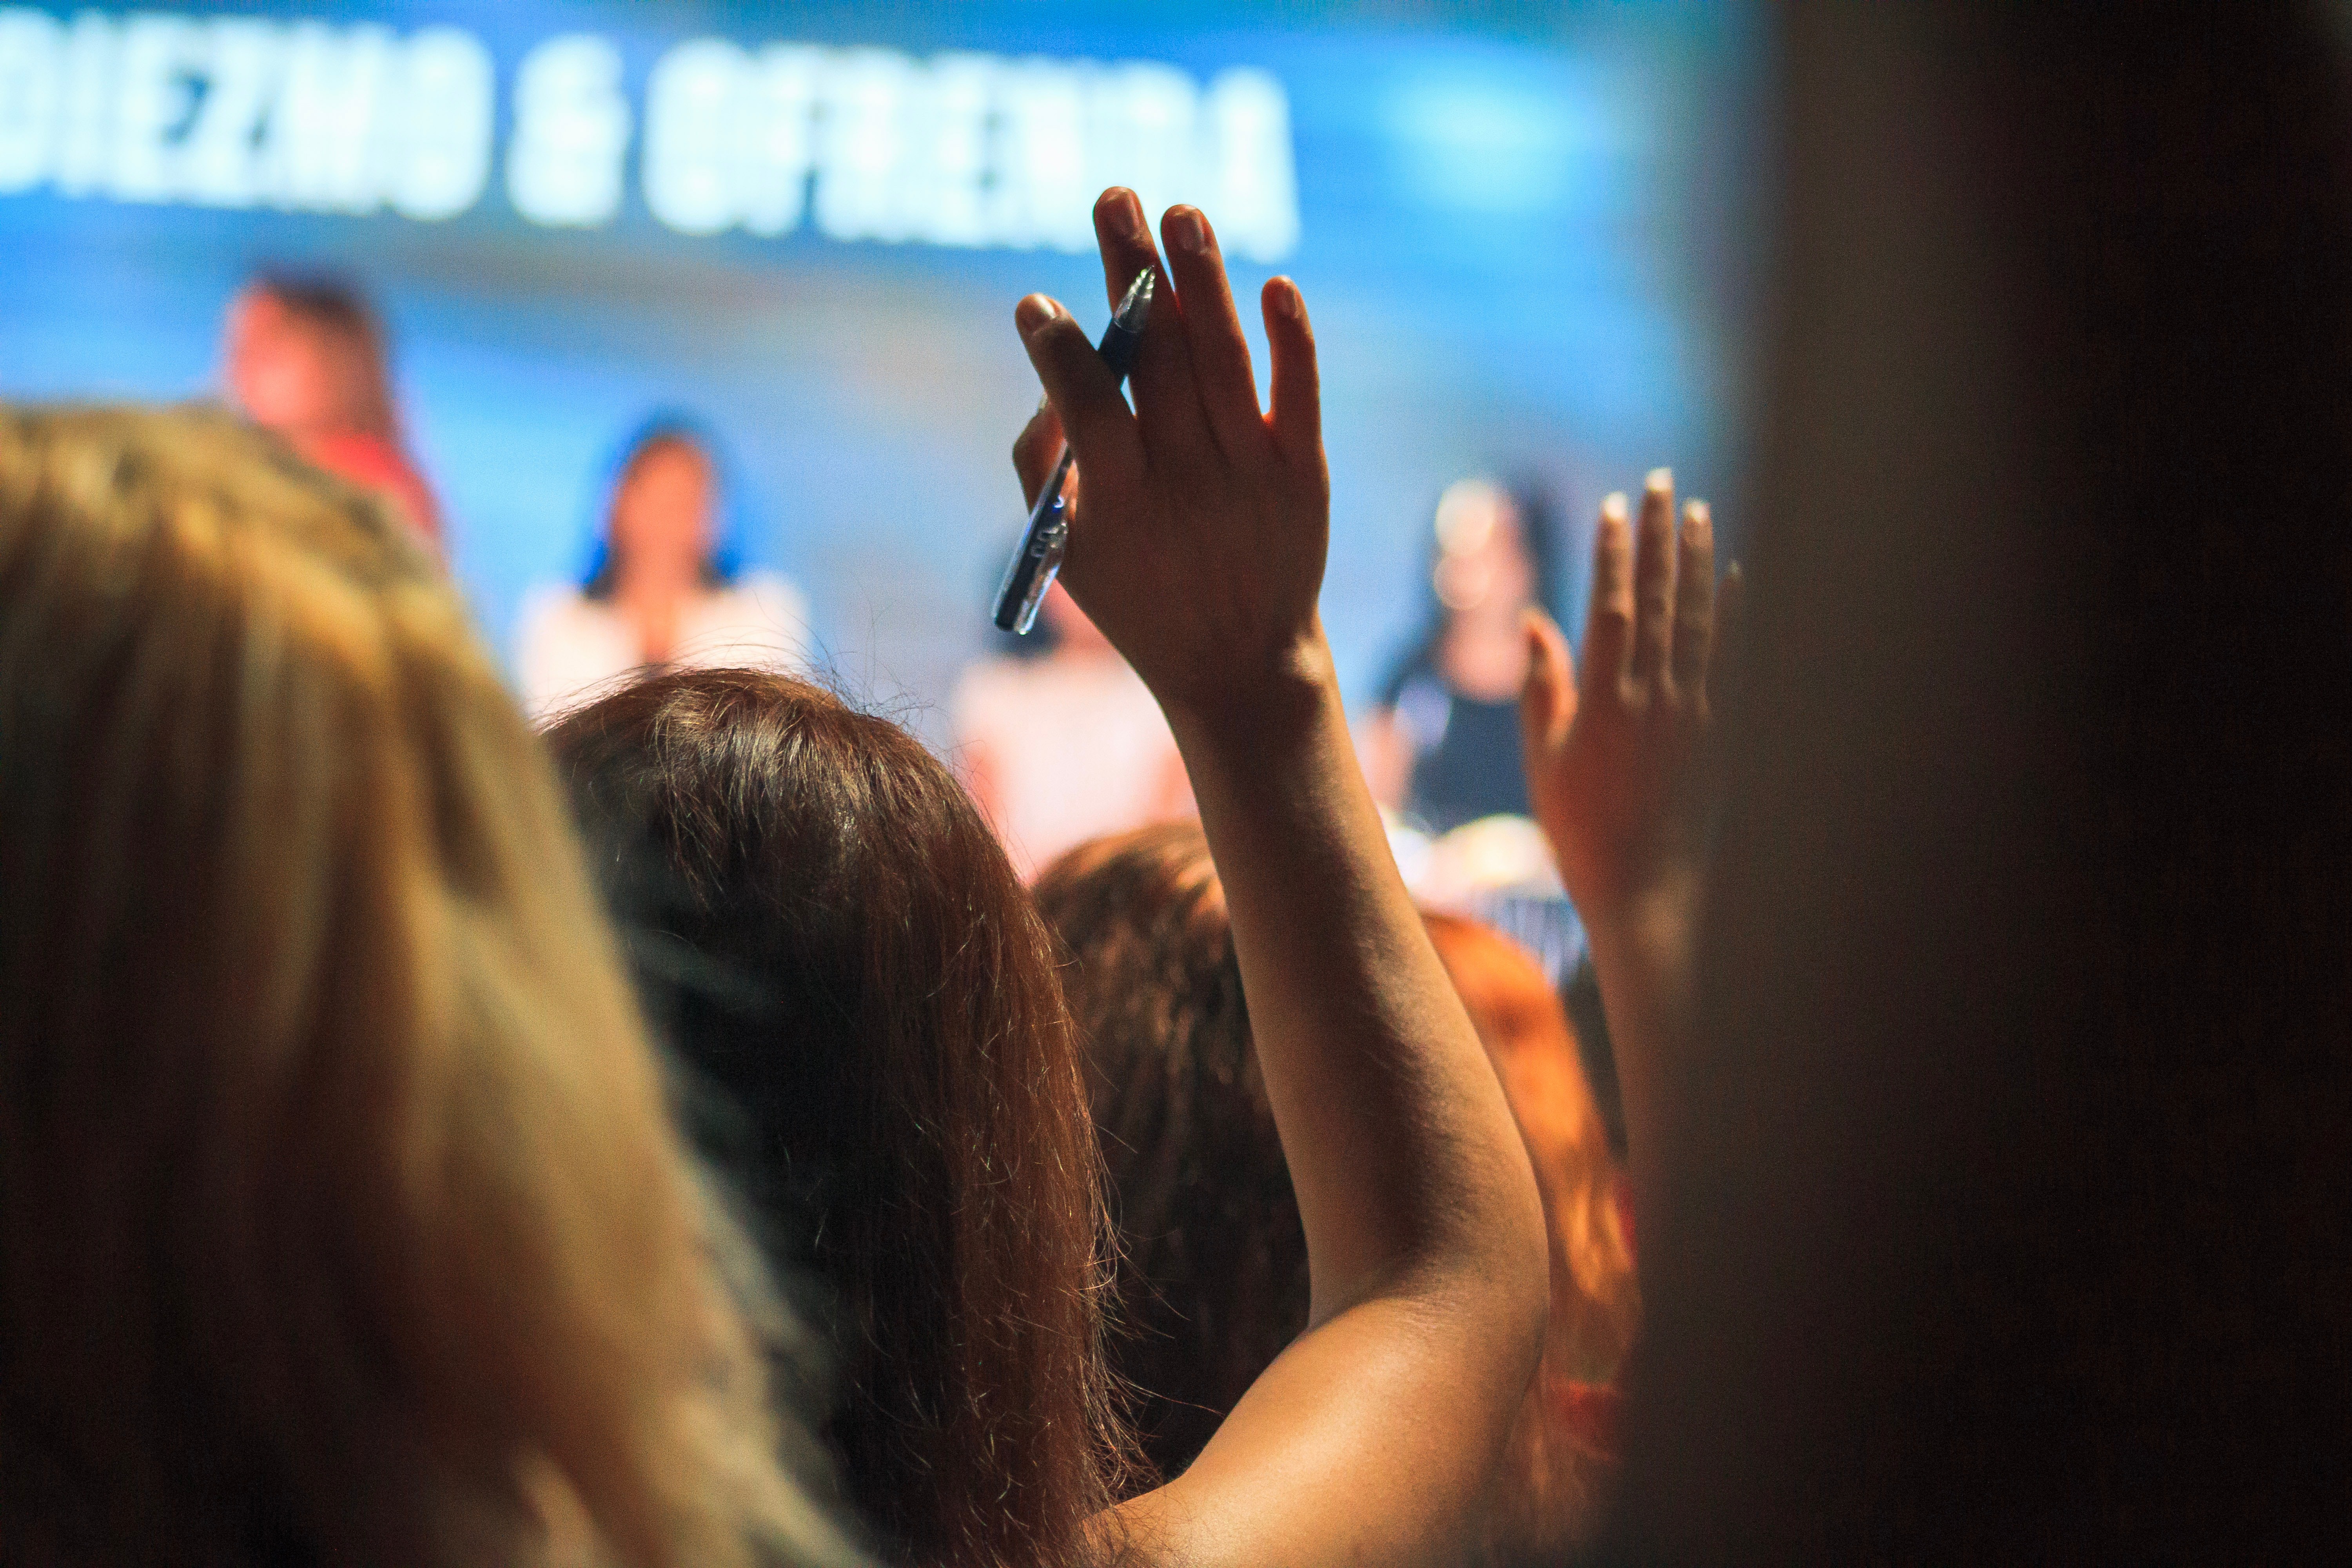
top-left (221, 272), bottom-right (444, 549)
top-left (954, 577), bottom-right (1191, 882)
top-left (1361, 477), bottom-right (1569, 833)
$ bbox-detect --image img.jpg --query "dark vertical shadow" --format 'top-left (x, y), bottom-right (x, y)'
top-left (1601, 6), bottom-right (2352, 1556)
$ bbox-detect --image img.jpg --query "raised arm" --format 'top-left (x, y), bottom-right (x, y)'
top-left (1011, 188), bottom-right (1548, 1568)
top-left (1519, 473), bottom-right (1732, 1220)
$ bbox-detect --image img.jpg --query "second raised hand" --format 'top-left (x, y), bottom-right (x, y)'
top-left (1009, 188), bottom-right (1332, 727)
top-left (1520, 467), bottom-right (1722, 928)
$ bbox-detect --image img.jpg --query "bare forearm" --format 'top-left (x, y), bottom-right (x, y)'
top-left (1582, 886), bottom-right (1701, 1227)
top-left (1164, 645), bottom-right (1546, 1325)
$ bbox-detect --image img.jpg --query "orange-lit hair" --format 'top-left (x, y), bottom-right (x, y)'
top-left (1423, 911), bottom-right (1640, 1555)
top-left (1042, 825), bottom-right (1638, 1553)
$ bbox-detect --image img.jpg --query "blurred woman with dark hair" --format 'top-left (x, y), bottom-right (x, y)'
top-left (516, 417), bottom-right (811, 722)
top-left (221, 271), bottom-right (445, 548)
top-left (547, 187), bottom-right (1551, 1568)
top-left (1036, 824), bottom-right (1639, 1559)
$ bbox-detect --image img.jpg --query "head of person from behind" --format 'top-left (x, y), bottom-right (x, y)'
top-left (546, 666), bottom-right (1129, 1568)
top-left (0, 406), bottom-right (850, 1568)
top-left (1038, 822), bottom-right (1636, 1557)
top-left (1031, 822), bottom-right (1305, 1485)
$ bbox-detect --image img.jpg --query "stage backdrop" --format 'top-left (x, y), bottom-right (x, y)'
top-left (0, 0), bottom-right (1761, 743)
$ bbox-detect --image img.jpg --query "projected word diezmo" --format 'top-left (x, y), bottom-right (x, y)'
top-left (0, 8), bottom-right (1301, 260)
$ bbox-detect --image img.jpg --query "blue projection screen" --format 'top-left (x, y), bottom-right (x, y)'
top-left (0, 0), bottom-right (1758, 740)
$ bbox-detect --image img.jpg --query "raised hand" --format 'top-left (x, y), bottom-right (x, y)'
top-left (1011, 188), bottom-right (1331, 726)
top-left (1520, 468), bottom-right (1733, 1216)
top-left (1009, 192), bottom-right (1549, 1568)
top-left (1520, 469), bottom-right (1729, 932)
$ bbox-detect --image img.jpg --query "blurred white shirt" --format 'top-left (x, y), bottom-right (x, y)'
top-left (514, 569), bottom-right (812, 723)
top-left (952, 653), bottom-right (1192, 883)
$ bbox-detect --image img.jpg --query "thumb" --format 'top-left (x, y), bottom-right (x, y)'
top-left (1520, 606), bottom-right (1577, 752)
top-left (1015, 293), bottom-right (1143, 504)
top-left (1011, 398), bottom-right (1065, 510)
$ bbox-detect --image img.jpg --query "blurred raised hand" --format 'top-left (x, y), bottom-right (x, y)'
top-left (1521, 468), bottom-right (1731, 935)
top-left (1519, 469), bottom-right (1735, 1215)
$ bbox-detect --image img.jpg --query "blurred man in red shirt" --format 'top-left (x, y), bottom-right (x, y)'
top-left (222, 274), bottom-right (443, 552)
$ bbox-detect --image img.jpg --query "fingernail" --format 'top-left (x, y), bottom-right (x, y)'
top-left (1685, 499), bottom-right (1711, 529)
top-left (1169, 206), bottom-right (1208, 254)
top-left (1646, 466), bottom-right (1673, 493)
top-left (1602, 491), bottom-right (1630, 523)
top-left (1015, 294), bottom-right (1058, 336)
top-left (1096, 187), bottom-right (1143, 242)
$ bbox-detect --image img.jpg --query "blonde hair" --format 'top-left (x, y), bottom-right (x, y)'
top-left (0, 406), bottom-right (857, 1568)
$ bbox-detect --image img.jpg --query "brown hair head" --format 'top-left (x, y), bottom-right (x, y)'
top-left (1039, 826), bottom-right (1639, 1552)
top-left (0, 405), bottom-right (850, 1568)
top-left (546, 667), bottom-right (1130, 1568)
top-left (1030, 822), bottom-right (1306, 1484)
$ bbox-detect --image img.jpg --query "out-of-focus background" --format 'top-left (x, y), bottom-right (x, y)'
top-left (0, 0), bottom-right (1762, 735)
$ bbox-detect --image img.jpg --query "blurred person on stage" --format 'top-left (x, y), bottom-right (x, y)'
top-left (1361, 477), bottom-right (1568, 834)
top-left (952, 577), bottom-right (1190, 882)
top-left (221, 272), bottom-right (444, 549)
top-left (515, 416), bottom-right (812, 722)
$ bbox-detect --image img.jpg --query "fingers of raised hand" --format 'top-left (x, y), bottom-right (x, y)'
top-left (1669, 500), bottom-right (1717, 697)
top-left (1016, 294), bottom-right (1143, 500)
top-left (1093, 187), bottom-right (1158, 313)
top-left (1630, 469), bottom-right (1679, 684)
top-left (1581, 490), bottom-right (1635, 706)
top-left (1161, 205), bottom-right (1266, 460)
top-left (1092, 189), bottom-right (1212, 467)
top-left (1261, 277), bottom-right (1323, 480)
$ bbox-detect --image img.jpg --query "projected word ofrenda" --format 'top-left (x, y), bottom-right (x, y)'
top-left (0, 9), bottom-right (1301, 260)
